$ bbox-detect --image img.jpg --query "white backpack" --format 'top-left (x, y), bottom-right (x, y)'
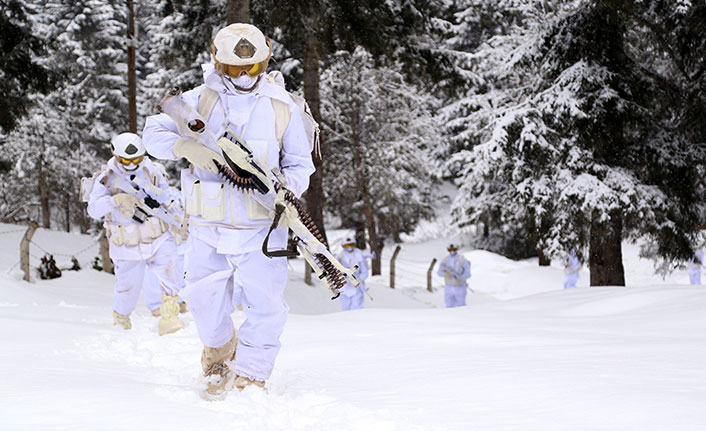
top-left (197, 71), bottom-right (321, 158)
top-left (79, 165), bottom-right (109, 203)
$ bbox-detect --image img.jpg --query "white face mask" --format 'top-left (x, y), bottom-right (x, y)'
top-left (119, 162), bottom-right (140, 172)
top-left (230, 74), bottom-right (259, 90)
top-left (449, 251), bottom-right (457, 256)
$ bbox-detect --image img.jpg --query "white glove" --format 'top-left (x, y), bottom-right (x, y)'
top-left (113, 193), bottom-right (139, 218)
top-left (173, 137), bottom-right (225, 175)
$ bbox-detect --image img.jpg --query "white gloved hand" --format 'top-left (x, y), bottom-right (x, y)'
top-left (113, 193), bottom-right (139, 218)
top-left (173, 137), bottom-right (225, 175)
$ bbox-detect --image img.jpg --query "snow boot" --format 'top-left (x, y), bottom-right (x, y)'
top-left (234, 375), bottom-right (265, 391)
top-left (113, 311), bottom-right (131, 330)
top-left (157, 294), bottom-right (185, 335)
top-left (150, 308), bottom-right (160, 317)
top-left (201, 331), bottom-right (238, 400)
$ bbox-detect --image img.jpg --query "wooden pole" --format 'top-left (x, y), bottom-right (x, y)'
top-left (127, 0), bottom-right (137, 133)
top-left (100, 229), bottom-right (114, 274)
top-left (304, 261), bottom-right (312, 286)
top-left (389, 245), bottom-right (401, 289)
top-left (20, 221), bottom-right (39, 282)
top-left (427, 258), bottom-right (437, 292)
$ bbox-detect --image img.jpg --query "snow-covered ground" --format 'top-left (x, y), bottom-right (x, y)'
top-left (1, 222), bottom-right (704, 430)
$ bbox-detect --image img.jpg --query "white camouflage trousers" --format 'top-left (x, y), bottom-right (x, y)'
top-left (180, 235), bottom-right (289, 382)
top-left (444, 285), bottom-right (467, 308)
top-left (112, 237), bottom-right (182, 315)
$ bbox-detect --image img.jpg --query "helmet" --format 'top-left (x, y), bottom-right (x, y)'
top-left (447, 243), bottom-right (459, 252)
top-left (342, 237), bottom-right (356, 248)
top-left (111, 133), bottom-right (145, 170)
top-left (211, 23), bottom-right (272, 79)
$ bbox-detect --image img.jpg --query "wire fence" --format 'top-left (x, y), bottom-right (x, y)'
top-left (0, 227), bottom-right (29, 236)
top-left (30, 238), bottom-right (100, 259)
top-left (5, 224), bottom-right (103, 276)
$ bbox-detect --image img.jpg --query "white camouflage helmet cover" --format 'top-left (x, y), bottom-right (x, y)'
top-left (110, 132), bottom-right (145, 159)
top-left (447, 243), bottom-right (459, 251)
top-left (212, 23), bottom-right (270, 66)
top-left (343, 237), bottom-right (356, 246)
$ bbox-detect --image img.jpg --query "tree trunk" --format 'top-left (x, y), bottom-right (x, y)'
top-left (64, 194), bottom-right (71, 232)
top-left (226, 0), bottom-right (250, 24)
top-left (589, 211), bottom-right (625, 286)
top-left (302, 21), bottom-right (327, 246)
top-left (355, 222), bottom-right (366, 250)
top-left (362, 191), bottom-right (383, 275)
top-left (127, 0), bottom-right (137, 133)
top-left (38, 155), bottom-right (50, 228)
top-left (538, 249), bottom-right (551, 266)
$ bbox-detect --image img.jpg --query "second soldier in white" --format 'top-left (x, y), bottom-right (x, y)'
top-left (86, 133), bottom-right (185, 335)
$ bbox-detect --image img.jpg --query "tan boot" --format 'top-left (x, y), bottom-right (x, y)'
top-left (179, 301), bottom-right (188, 314)
top-left (234, 375), bottom-right (265, 391)
top-left (158, 294), bottom-right (185, 335)
top-left (112, 311), bottom-right (131, 330)
top-left (150, 308), bottom-right (160, 317)
top-left (201, 331), bottom-right (238, 399)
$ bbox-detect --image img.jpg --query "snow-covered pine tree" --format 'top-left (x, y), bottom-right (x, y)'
top-left (253, 0), bottom-right (453, 247)
top-left (1, 103), bottom-right (96, 231)
top-left (141, 0), bottom-right (226, 116)
top-left (321, 48), bottom-right (439, 274)
top-left (439, 0), bottom-right (579, 262)
top-left (1, 0), bottom-right (127, 230)
top-left (445, 0), bottom-right (706, 285)
top-left (0, 0), bottom-right (57, 134)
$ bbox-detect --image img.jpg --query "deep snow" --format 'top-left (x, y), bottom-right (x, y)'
top-left (0, 222), bottom-right (704, 430)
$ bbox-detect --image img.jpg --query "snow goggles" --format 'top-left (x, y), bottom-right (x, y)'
top-left (116, 155), bottom-right (144, 166)
top-left (343, 244), bottom-right (355, 249)
top-left (220, 61), bottom-right (266, 78)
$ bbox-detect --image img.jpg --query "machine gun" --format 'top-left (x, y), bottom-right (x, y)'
top-left (159, 87), bottom-right (357, 298)
top-left (109, 168), bottom-right (188, 244)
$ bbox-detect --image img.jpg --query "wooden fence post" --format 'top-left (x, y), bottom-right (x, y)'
top-left (389, 245), bottom-right (401, 289)
top-left (304, 261), bottom-right (313, 286)
top-left (100, 229), bottom-right (114, 274)
top-left (20, 221), bottom-right (39, 282)
top-left (427, 258), bottom-right (437, 292)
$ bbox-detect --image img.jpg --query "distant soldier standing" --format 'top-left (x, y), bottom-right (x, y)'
top-left (561, 249), bottom-right (581, 289)
top-left (437, 244), bottom-right (471, 308)
top-left (687, 249), bottom-right (703, 285)
top-left (336, 237), bottom-right (369, 311)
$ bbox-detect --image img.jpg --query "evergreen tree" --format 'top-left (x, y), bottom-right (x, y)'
top-left (253, 0), bottom-right (451, 245)
top-left (141, 0), bottom-right (226, 116)
top-left (321, 48), bottom-right (439, 274)
top-left (0, 0), bottom-right (57, 134)
top-left (1, 0), bottom-right (127, 229)
top-left (445, 0), bottom-right (706, 284)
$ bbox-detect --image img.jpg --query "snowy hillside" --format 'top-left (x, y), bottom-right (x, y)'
top-left (1, 223), bottom-right (704, 430)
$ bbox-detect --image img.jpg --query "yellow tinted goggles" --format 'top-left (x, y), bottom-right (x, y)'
top-left (116, 155), bottom-right (144, 166)
top-left (221, 62), bottom-right (266, 78)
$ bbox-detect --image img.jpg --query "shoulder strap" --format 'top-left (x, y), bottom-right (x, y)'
top-left (198, 86), bottom-right (220, 121)
top-left (271, 99), bottom-right (290, 148)
top-left (265, 72), bottom-right (290, 149)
